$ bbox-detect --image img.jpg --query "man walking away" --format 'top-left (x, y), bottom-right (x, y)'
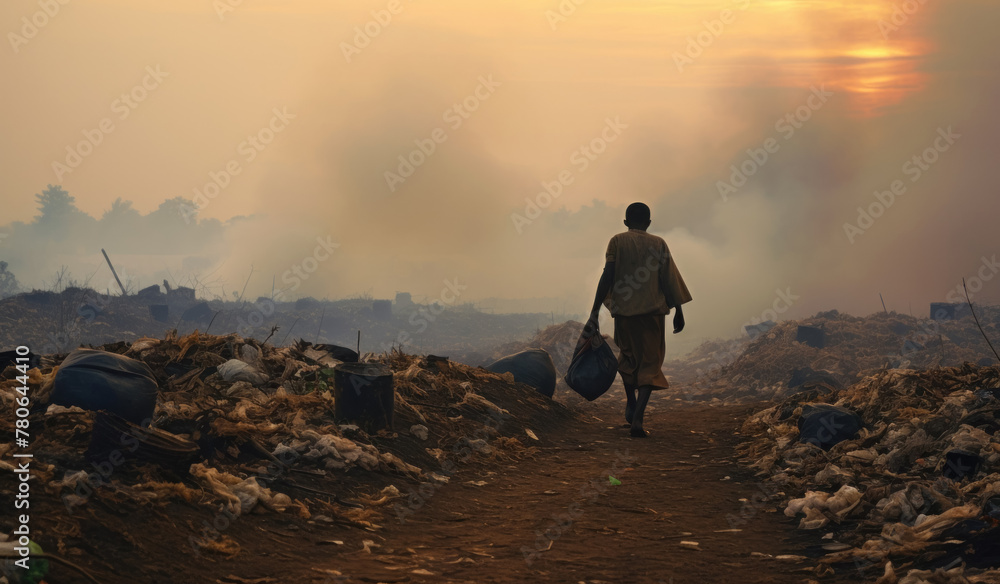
top-left (583, 202), bottom-right (692, 438)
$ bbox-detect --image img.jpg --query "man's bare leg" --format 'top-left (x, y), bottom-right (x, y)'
top-left (630, 386), bottom-right (653, 438)
top-left (625, 385), bottom-right (637, 425)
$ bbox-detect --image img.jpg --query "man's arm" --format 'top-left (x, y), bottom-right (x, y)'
top-left (671, 304), bottom-right (685, 334)
top-left (658, 249), bottom-right (686, 334)
top-left (584, 261), bottom-right (615, 338)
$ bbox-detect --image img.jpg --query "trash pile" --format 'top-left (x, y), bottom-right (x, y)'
top-left (0, 288), bottom-right (165, 353)
top-left (491, 320), bottom-right (619, 376)
top-left (668, 310), bottom-right (1000, 404)
top-left (738, 363), bottom-right (1000, 582)
top-left (662, 336), bottom-right (751, 387)
top-left (0, 330), bottom-right (568, 577)
top-left (0, 286), bottom-right (565, 364)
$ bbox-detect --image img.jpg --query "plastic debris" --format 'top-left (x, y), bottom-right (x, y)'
top-left (739, 362), bottom-right (1000, 579)
top-left (410, 424), bottom-right (429, 440)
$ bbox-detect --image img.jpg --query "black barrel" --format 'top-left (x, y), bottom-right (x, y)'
top-left (333, 362), bottom-right (394, 432)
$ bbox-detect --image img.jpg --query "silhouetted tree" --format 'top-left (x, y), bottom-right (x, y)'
top-left (34, 185), bottom-right (81, 223)
top-left (101, 197), bottom-right (140, 222)
top-left (0, 261), bottom-right (20, 298)
top-left (32, 185), bottom-right (96, 243)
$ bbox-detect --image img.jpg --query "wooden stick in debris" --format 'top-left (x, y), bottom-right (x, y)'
top-left (262, 324), bottom-right (280, 345)
top-left (248, 436), bottom-right (286, 467)
top-left (879, 293), bottom-right (888, 314)
top-left (316, 306), bottom-right (326, 343)
top-left (963, 278), bottom-right (1000, 364)
top-left (271, 479), bottom-right (365, 508)
top-left (101, 248), bottom-right (127, 296)
top-left (279, 317), bottom-right (300, 346)
top-left (205, 310), bottom-right (221, 334)
top-left (237, 265), bottom-right (254, 304)
top-left (357, 330), bottom-right (361, 359)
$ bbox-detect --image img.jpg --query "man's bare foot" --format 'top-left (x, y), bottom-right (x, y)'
top-left (630, 427), bottom-right (649, 438)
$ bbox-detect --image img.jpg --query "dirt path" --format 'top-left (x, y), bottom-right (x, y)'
top-left (295, 396), bottom-right (854, 584)
top-left (28, 393), bottom-right (866, 584)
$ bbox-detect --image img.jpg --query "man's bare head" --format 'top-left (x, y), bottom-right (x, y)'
top-left (624, 202), bottom-right (651, 231)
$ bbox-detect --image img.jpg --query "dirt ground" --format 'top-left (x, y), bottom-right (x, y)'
top-left (23, 389), bottom-right (868, 584)
top-left (311, 395), bottom-right (857, 584)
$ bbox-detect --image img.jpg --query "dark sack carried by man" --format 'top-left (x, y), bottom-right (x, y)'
top-left (565, 331), bottom-right (618, 401)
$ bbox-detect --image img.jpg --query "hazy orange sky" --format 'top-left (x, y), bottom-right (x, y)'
top-left (2, 0), bottom-right (999, 351)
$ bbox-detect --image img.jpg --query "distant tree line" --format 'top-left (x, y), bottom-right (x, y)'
top-left (0, 186), bottom-right (248, 294)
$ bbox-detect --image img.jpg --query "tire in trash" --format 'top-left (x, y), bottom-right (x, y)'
top-left (797, 404), bottom-right (862, 450)
top-left (51, 349), bottom-right (159, 425)
top-left (486, 349), bottom-right (556, 398)
top-left (564, 336), bottom-right (618, 401)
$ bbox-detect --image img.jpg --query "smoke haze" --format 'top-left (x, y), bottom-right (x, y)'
top-left (3, 0), bottom-right (999, 354)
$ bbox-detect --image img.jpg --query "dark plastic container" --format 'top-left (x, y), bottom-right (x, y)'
top-left (931, 302), bottom-right (967, 321)
top-left (333, 362), bottom-right (394, 432)
top-left (943, 448), bottom-right (981, 480)
top-left (798, 404), bottom-right (862, 450)
top-left (487, 349), bottom-right (557, 398)
top-left (51, 349), bottom-right (159, 425)
top-left (149, 304), bottom-right (169, 322)
top-left (796, 325), bottom-right (826, 349)
top-left (181, 302), bottom-right (213, 323)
